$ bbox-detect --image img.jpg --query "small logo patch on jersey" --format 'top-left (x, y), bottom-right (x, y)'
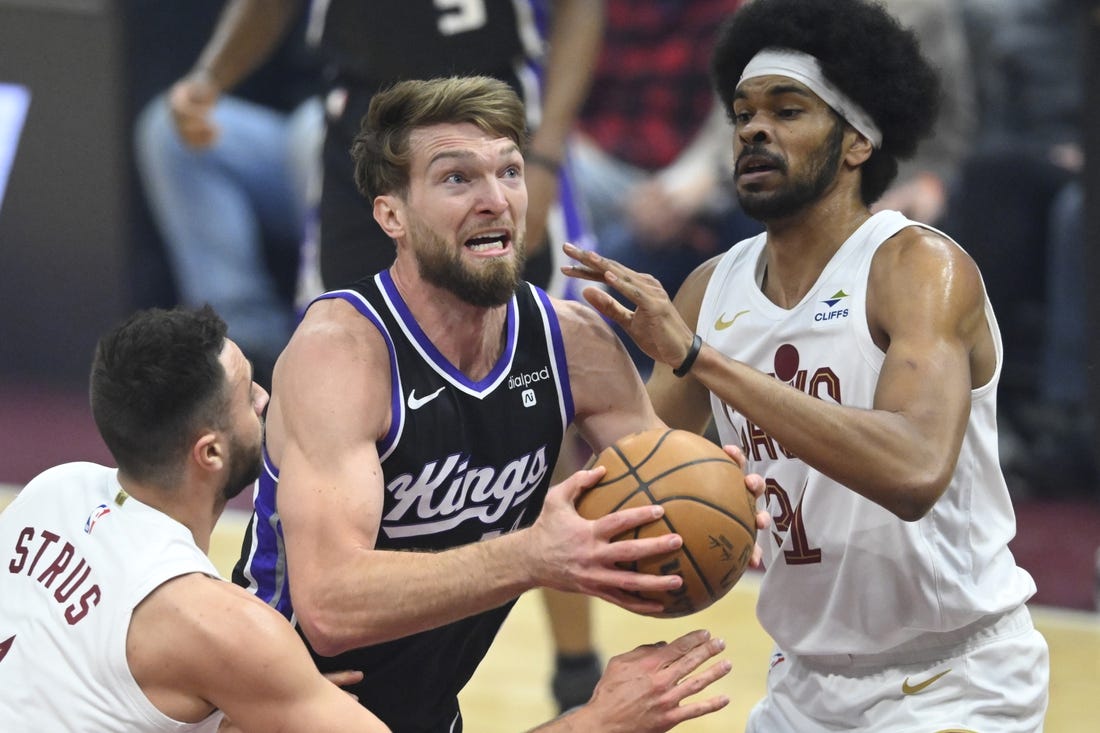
top-left (408, 386), bottom-right (446, 410)
top-left (715, 310), bottom-right (750, 331)
top-left (902, 668), bottom-right (951, 695)
top-left (84, 504), bottom-right (111, 533)
top-left (508, 366), bottom-right (551, 390)
top-left (522, 389), bottom-right (537, 407)
top-left (769, 651), bottom-right (786, 670)
top-left (813, 289), bottom-right (851, 324)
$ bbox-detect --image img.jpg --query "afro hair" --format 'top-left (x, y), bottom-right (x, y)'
top-left (711, 0), bottom-right (941, 204)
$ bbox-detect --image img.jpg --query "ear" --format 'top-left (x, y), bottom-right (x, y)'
top-left (373, 195), bottom-right (405, 240)
top-left (192, 431), bottom-right (224, 474)
top-left (845, 130), bottom-right (874, 168)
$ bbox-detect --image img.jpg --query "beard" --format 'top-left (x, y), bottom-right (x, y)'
top-left (220, 430), bottom-right (262, 502)
top-left (736, 120), bottom-right (845, 222)
top-left (410, 217), bottom-right (525, 307)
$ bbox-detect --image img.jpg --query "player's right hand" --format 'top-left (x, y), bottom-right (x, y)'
top-left (525, 466), bottom-right (683, 615)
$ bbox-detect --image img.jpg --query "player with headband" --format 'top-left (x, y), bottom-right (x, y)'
top-left (563, 0), bottom-right (1050, 730)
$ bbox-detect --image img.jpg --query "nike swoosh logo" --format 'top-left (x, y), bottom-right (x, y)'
top-left (902, 668), bottom-right (951, 695)
top-left (408, 386), bottom-right (445, 410)
top-left (714, 309), bottom-right (750, 331)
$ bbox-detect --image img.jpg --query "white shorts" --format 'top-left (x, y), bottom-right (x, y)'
top-left (746, 605), bottom-right (1049, 733)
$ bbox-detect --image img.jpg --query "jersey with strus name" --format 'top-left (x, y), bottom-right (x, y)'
top-left (0, 462), bottom-right (223, 732)
top-left (233, 269), bottom-right (573, 732)
top-left (698, 210), bottom-right (1036, 658)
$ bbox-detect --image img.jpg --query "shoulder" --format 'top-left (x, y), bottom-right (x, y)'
top-left (129, 574), bottom-right (296, 683)
top-left (547, 296), bottom-right (622, 352)
top-left (276, 298), bottom-right (390, 393)
top-left (269, 298), bottom-right (393, 453)
top-left (869, 224), bottom-right (986, 327)
top-left (872, 225), bottom-right (982, 289)
top-left (291, 297), bottom-right (384, 356)
top-left (674, 254), bottom-right (724, 329)
top-left (128, 574), bottom-right (316, 721)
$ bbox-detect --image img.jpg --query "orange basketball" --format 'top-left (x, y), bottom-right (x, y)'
top-left (577, 428), bottom-right (757, 618)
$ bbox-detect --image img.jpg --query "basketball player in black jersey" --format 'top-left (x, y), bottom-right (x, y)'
top-left (170, 1), bottom-right (607, 707)
top-left (233, 76), bottom-right (750, 732)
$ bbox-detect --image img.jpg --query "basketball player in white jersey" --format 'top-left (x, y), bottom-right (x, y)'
top-left (0, 305), bottom-right (390, 732)
top-left (563, 0), bottom-right (1050, 730)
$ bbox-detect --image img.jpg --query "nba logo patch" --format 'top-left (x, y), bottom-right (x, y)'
top-left (522, 389), bottom-right (537, 407)
top-left (84, 503), bottom-right (111, 533)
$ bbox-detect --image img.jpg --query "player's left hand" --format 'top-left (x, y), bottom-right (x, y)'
top-left (721, 444), bottom-right (770, 569)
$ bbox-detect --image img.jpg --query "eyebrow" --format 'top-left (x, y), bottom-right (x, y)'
top-left (427, 143), bottom-right (521, 169)
top-left (734, 83), bottom-right (816, 101)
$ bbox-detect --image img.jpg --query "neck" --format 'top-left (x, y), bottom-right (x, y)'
top-left (389, 262), bottom-right (509, 380)
top-left (117, 472), bottom-right (221, 555)
top-left (761, 196), bottom-right (872, 308)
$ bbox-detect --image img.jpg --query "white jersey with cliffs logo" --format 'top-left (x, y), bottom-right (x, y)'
top-left (698, 210), bottom-right (1036, 657)
top-left (0, 462), bottom-right (223, 732)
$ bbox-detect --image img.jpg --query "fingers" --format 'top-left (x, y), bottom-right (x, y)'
top-left (660, 630), bottom-right (727, 681)
top-left (750, 542), bottom-right (765, 569)
top-left (563, 243), bottom-right (662, 302)
top-left (721, 443), bottom-right (747, 468)
top-left (321, 669), bottom-right (364, 688)
top-left (665, 690), bottom-right (732, 727)
top-left (168, 79), bottom-right (219, 148)
top-left (581, 286), bottom-right (634, 327)
top-left (592, 502), bottom-right (666, 539)
top-left (553, 465), bottom-right (607, 504)
top-left (561, 242), bottom-right (608, 282)
top-left (650, 632), bottom-right (732, 725)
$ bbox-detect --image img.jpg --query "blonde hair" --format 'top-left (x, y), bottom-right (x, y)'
top-left (352, 76), bottom-right (528, 200)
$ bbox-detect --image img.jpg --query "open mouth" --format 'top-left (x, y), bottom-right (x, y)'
top-left (465, 231), bottom-right (510, 253)
top-left (737, 154), bottom-right (781, 177)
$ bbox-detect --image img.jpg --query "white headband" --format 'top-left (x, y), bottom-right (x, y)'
top-left (738, 48), bottom-right (882, 149)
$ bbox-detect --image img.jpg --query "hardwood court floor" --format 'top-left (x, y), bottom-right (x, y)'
top-left (1, 491), bottom-right (1095, 731)
top-left (198, 511), bottom-right (1100, 733)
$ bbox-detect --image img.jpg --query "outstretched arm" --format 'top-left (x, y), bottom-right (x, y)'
top-left (563, 233), bottom-right (989, 521)
top-left (130, 574), bottom-right (390, 733)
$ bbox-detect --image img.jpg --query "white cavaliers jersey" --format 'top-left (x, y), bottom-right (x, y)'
top-left (0, 462), bottom-right (224, 732)
top-left (698, 210), bottom-right (1036, 656)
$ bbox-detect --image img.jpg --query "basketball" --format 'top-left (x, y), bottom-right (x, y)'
top-left (577, 428), bottom-right (757, 618)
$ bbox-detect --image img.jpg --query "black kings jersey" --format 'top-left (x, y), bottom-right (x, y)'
top-left (234, 269), bottom-right (573, 732)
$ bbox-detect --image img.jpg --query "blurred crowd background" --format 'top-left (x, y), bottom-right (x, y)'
top-left (0, 0), bottom-right (1096, 572)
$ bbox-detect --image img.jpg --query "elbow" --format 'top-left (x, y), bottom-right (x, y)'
top-left (295, 603), bottom-right (360, 657)
top-left (887, 469), bottom-right (951, 522)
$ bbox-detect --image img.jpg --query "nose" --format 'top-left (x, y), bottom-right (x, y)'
top-left (476, 176), bottom-right (509, 216)
top-left (737, 116), bottom-right (771, 146)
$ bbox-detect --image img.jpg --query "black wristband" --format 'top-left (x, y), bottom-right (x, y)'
top-left (526, 151), bottom-right (562, 174)
top-left (672, 334), bottom-right (703, 378)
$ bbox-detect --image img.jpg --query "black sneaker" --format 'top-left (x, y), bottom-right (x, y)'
top-left (551, 652), bottom-right (602, 713)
